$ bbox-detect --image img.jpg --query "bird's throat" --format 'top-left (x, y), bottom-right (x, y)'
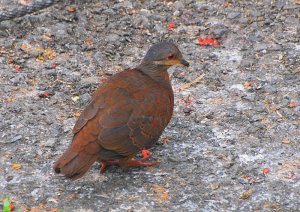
top-left (137, 62), bottom-right (172, 88)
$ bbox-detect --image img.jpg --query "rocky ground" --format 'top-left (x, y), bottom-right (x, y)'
top-left (0, 0), bottom-right (300, 211)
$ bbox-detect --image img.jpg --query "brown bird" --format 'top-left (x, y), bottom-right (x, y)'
top-left (54, 41), bottom-right (189, 180)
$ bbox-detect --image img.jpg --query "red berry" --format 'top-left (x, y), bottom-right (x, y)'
top-left (167, 23), bottom-right (175, 29)
top-left (262, 168), bottom-right (270, 174)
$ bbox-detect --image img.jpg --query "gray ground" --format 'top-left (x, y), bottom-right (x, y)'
top-left (0, 0), bottom-right (300, 211)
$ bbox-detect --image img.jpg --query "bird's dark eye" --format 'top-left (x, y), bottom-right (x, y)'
top-left (167, 54), bottom-right (174, 60)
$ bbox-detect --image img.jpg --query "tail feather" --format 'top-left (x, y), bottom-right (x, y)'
top-left (54, 147), bottom-right (98, 180)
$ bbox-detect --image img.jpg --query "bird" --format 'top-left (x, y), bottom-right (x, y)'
top-left (54, 41), bottom-right (189, 180)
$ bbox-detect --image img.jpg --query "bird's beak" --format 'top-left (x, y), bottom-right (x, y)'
top-left (180, 59), bottom-right (189, 67)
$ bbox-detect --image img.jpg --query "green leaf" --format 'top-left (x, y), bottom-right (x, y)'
top-left (3, 197), bottom-right (11, 212)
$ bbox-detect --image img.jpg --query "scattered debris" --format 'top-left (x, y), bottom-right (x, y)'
top-left (198, 38), bottom-right (220, 46)
top-left (11, 164), bottom-right (23, 170)
top-left (179, 74), bottom-right (205, 90)
top-left (240, 190), bottom-right (254, 200)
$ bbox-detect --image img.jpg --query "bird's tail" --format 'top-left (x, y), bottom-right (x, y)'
top-left (54, 146), bottom-right (98, 180)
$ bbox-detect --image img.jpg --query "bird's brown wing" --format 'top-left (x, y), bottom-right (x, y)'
top-left (72, 72), bottom-right (172, 159)
top-left (99, 86), bottom-right (173, 160)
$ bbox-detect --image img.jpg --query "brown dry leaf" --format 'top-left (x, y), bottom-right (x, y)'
top-left (41, 34), bottom-right (53, 41)
top-left (224, 2), bottom-right (231, 7)
top-left (21, 43), bottom-right (28, 50)
top-left (210, 182), bottom-right (220, 190)
top-left (26, 204), bottom-right (61, 212)
top-left (11, 163), bottom-right (23, 170)
top-left (74, 111), bottom-right (81, 117)
top-left (67, 7), bottom-right (77, 12)
top-left (294, 0), bottom-right (300, 4)
top-left (240, 189), bottom-right (254, 199)
top-left (180, 74), bottom-right (205, 90)
top-left (56, 114), bottom-right (65, 121)
top-left (281, 139), bottom-right (290, 144)
top-left (243, 81), bottom-right (256, 88)
top-left (161, 136), bottom-right (169, 145)
top-left (19, 0), bottom-right (32, 5)
top-left (288, 102), bottom-right (298, 108)
top-left (152, 184), bottom-right (170, 204)
top-left (269, 104), bottom-right (279, 112)
top-left (4, 97), bottom-right (16, 103)
top-left (36, 48), bottom-right (56, 62)
top-left (84, 37), bottom-right (94, 48)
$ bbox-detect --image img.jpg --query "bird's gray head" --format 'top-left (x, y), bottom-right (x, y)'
top-left (142, 41), bottom-right (189, 67)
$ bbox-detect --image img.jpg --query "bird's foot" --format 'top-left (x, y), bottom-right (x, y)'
top-left (99, 160), bottom-right (120, 174)
top-left (118, 150), bottom-right (160, 168)
top-left (120, 158), bottom-right (160, 168)
top-left (99, 161), bottom-right (107, 174)
top-left (99, 150), bottom-right (159, 173)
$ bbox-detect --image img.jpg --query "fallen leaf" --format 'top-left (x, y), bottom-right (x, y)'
top-left (294, 0), bottom-right (300, 4)
top-left (67, 7), bottom-right (77, 12)
top-left (73, 111), bottom-right (81, 117)
top-left (180, 74), bottom-right (205, 90)
top-left (288, 102), bottom-right (298, 108)
top-left (3, 197), bottom-right (10, 212)
top-left (41, 34), bottom-right (53, 41)
top-left (71, 96), bottom-right (80, 102)
top-left (84, 37), bottom-right (94, 48)
top-left (281, 139), bottom-right (290, 144)
top-left (4, 97), bottom-right (16, 103)
top-left (243, 81), bottom-right (255, 88)
top-left (20, 43), bottom-right (28, 50)
top-left (167, 23), bottom-right (176, 29)
top-left (210, 182), bottom-right (220, 190)
top-left (44, 92), bottom-right (49, 97)
top-left (15, 65), bottom-right (21, 72)
top-left (224, 2), bottom-right (231, 7)
top-left (198, 38), bottom-right (220, 46)
top-left (152, 184), bottom-right (170, 204)
top-left (36, 48), bottom-right (56, 62)
top-left (11, 163), bottom-right (23, 170)
top-left (39, 91), bottom-right (50, 98)
top-left (286, 171), bottom-right (297, 180)
top-left (178, 95), bottom-right (193, 106)
top-left (19, 0), bottom-right (32, 5)
top-left (161, 136), bottom-right (169, 145)
top-left (240, 189), bottom-right (253, 199)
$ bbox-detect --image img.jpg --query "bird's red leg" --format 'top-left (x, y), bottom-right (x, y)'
top-left (99, 160), bottom-right (121, 174)
top-left (100, 150), bottom-right (159, 173)
top-left (99, 161), bottom-right (107, 174)
top-left (119, 150), bottom-right (160, 168)
top-left (120, 159), bottom-right (160, 168)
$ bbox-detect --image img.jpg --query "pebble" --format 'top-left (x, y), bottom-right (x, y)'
top-left (43, 138), bottom-right (57, 147)
top-left (12, 135), bottom-right (23, 142)
top-left (227, 11), bottom-right (241, 19)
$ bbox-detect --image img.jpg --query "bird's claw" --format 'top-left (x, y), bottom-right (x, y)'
top-left (100, 150), bottom-right (159, 174)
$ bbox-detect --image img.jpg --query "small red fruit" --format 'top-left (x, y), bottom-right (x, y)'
top-left (262, 168), bottom-right (270, 174)
top-left (167, 23), bottom-right (176, 29)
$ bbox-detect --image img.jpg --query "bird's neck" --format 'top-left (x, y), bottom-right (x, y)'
top-left (137, 62), bottom-right (172, 89)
